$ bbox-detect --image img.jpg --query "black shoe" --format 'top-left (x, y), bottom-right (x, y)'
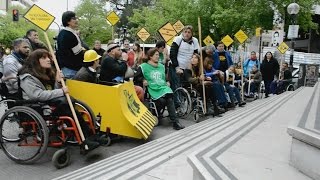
top-left (173, 121), bottom-right (185, 130)
top-left (82, 138), bottom-right (99, 151)
top-left (238, 101), bottom-right (246, 107)
top-left (265, 95), bottom-right (269, 98)
top-left (205, 107), bottom-right (215, 116)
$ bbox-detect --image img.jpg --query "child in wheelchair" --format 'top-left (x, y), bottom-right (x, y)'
top-left (18, 49), bottom-right (101, 151)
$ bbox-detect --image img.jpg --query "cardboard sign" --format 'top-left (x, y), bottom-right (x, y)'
top-left (106, 11), bottom-right (120, 26)
top-left (158, 22), bottom-right (177, 42)
top-left (23, 4), bottom-right (55, 31)
top-left (173, 20), bottom-right (184, 33)
top-left (234, 29), bottom-right (248, 44)
top-left (277, 42), bottom-right (289, 54)
top-left (137, 28), bottom-right (150, 42)
top-left (203, 35), bottom-right (214, 46)
top-left (221, 35), bottom-right (234, 47)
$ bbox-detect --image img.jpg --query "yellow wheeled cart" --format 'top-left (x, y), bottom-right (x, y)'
top-left (67, 80), bottom-right (156, 139)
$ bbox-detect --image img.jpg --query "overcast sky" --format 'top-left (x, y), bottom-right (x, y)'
top-left (34, 0), bottom-right (80, 29)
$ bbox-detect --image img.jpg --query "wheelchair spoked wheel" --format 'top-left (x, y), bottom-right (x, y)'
top-left (174, 87), bottom-right (192, 118)
top-left (0, 106), bottom-right (49, 164)
top-left (286, 84), bottom-right (295, 91)
top-left (74, 100), bottom-right (98, 130)
top-left (52, 148), bottom-right (70, 169)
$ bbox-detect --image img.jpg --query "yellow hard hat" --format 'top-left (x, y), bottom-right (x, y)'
top-left (83, 50), bottom-right (101, 62)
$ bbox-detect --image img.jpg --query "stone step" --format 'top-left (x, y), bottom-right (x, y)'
top-left (188, 88), bottom-right (304, 180)
top-left (54, 90), bottom-right (301, 180)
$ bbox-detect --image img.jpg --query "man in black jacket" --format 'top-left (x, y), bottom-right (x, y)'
top-left (56, 11), bottom-right (84, 79)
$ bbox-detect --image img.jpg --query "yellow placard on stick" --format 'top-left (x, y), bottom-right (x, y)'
top-left (137, 28), bottom-right (150, 42)
top-left (158, 22), bottom-right (177, 42)
top-left (173, 20), bottom-right (184, 34)
top-left (166, 37), bottom-right (174, 46)
top-left (203, 35), bottom-right (214, 46)
top-left (23, 4), bottom-right (55, 31)
top-left (221, 35), bottom-right (234, 47)
top-left (278, 42), bottom-right (290, 54)
top-left (106, 11), bottom-right (120, 26)
top-left (234, 29), bottom-right (248, 44)
top-left (256, 27), bottom-right (262, 37)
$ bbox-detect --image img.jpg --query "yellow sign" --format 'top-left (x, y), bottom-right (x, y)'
top-left (221, 35), bottom-right (234, 47)
top-left (23, 4), bottom-right (55, 31)
top-left (256, 27), bottom-right (262, 37)
top-left (203, 35), bottom-right (214, 46)
top-left (166, 37), bottom-right (174, 46)
top-left (106, 11), bottom-right (120, 26)
top-left (158, 22), bottom-right (177, 42)
top-left (173, 20), bottom-right (184, 33)
top-left (234, 29), bottom-right (248, 44)
top-left (277, 42), bottom-right (289, 54)
top-left (137, 28), bottom-right (150, 42)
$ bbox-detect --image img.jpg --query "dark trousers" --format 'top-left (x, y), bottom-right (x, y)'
top-left (155, 93), bottom-right (177, 122)
top-left (225, 83), bottom-right (241, 103)
top-left (47, 96), bottom-right (92, 138)
top-left (212, 82), bottom-right (227, 106)
top-left (264, 80), bottom-right (273, 96)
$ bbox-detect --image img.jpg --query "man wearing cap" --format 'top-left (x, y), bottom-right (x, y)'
top-left (73, 50), bottom-right (100, 83)
top-left (100, 43), bottom-right (144, 101)
top-left (56, 11), bottom-right (84, 79)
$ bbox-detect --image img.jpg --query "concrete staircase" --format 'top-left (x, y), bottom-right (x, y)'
top-left (287, 83), bottom-right (320, 180)
top-left (54, 88), bottom-right (304, 180)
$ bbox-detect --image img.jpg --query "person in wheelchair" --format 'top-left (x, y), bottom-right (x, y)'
top-left (73, 50), bottom-right (100, 83)
top-left (99, 43), bottom-right (144, 102)
top-left (225, 66), bottom-right (246, 106)
top-left (134, 48), bottom-right (185, 130)
top-left (244, 65), bottom-right (262, 98)
top-left (184, 54), bottom-right (225, 115)
top-left (203, 57), bottom-right (230, 110)
top-left (270, 62), bottom-right (292, 95)
top-left (18, 49), bottom-right (100, 151)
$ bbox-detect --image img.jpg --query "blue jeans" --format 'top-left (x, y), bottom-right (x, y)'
top-left (62, 67), bottom-right (77, 79)
top-left (212, 82), bottom-right (227, 106)
top-left (225, 83), bottom-right (241, 103)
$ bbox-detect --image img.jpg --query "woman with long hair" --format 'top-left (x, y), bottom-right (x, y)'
top-left (260, 51), bottom-right (279, 98)
top-left (129, 42), bottom-right (143, 69)
top-left (184, 54), bottom-right (225, 115)
top-left (19, 49), bottom-right (100, 151)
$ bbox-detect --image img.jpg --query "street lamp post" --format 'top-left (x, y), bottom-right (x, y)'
top-left (287, 2), bottom-right (300, 70)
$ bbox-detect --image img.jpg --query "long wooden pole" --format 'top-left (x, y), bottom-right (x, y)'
top-left (43, 32), bottom-right (88, 150)
top-left (198, 17), bottom-right (206, 114)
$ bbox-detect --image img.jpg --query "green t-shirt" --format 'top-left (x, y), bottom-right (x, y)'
top-left (140, 62), bottom-right (172, 100)
top-left (159, 52), bottom-right (164, 64)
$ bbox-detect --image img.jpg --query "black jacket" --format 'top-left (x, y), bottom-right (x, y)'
top-left (56, 30), bottom-right (84, 71)
top-left (99, 55), bottom-right (127, 82)
top-left (73, 67), bottom-right (97, 83)
top-left (261, 58), bottom-right (279, 81)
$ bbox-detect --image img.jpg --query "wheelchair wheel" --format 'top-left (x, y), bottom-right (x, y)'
top-left (174, 87), bottom-right (192, 117)
top-left (74, 100), bottom-right (98, 130)
top-left (193, 110), bottom-right (200, 123)
top-left (0, 106), bottom-right (49, 164)
top-left (52, 148), bottom-right (70, 169)
top-left (286, 84), bottom-right (295, 91)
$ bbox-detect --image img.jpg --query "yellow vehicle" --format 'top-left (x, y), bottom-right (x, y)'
top-left (67, 80), bottom-right (156, 140)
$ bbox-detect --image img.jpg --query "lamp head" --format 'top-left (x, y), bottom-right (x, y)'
top-left (287, 3), bottom-right (300, 15)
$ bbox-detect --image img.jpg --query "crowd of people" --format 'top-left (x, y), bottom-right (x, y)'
top-left (0, 10), bottom-right (294, 148)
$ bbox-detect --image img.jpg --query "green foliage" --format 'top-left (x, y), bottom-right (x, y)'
top-left (74, 0), bottom-right (112, 47)
top-left (127, 0), bottom-right (318, 42)
top-left (0, 6), bottom-right (56, 48)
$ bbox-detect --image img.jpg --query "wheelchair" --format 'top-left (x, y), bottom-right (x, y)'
top-left (0, 87), bottom-right (99, 169)
top-left (174, 83), bottom-right (206, 122)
